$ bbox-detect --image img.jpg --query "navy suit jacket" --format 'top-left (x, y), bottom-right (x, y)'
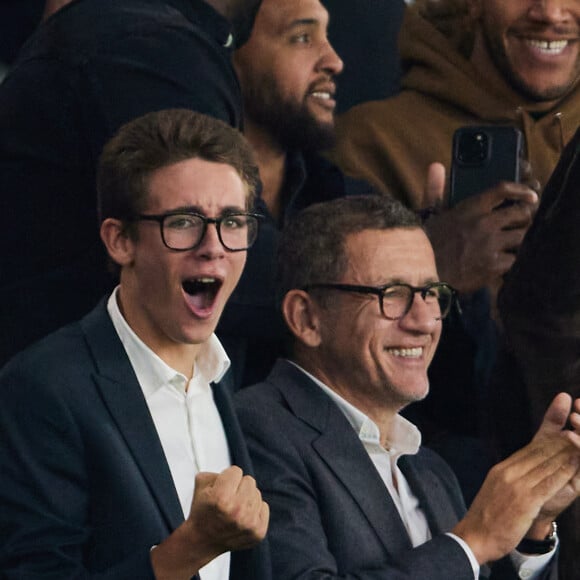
top-left (0, 300), bottom-right (270, 579)
top-left (235, 360), bottom-right (555, 580)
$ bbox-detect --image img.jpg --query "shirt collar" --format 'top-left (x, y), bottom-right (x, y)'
top-left (288, 360), bottom-right (421, 458)
top-left (106, 288), bottom-right (230, 399)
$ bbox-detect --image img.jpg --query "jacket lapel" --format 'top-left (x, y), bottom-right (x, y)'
top-left (212, 376), bottom-right (272, 580)
top-left (398, 454), bottom-right (462, 536)
top-left (274, 361), bottom-right (413, 556)
top-left (211, 374), bottom-right (252, 473)
top-left (80, 301), bottom-right (184, 533)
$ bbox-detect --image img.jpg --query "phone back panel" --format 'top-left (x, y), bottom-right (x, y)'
top-left (449, 126), bottom-right (523, 207)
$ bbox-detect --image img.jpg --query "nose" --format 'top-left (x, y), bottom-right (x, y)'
top-left (398, 292), bottom-right (440, 334)
top-left (318, 39), bottom-right (344, 77)
top-left (529, 0), bottom-right (573, 22)
top-left (196, 221), bottom-right (226, 259)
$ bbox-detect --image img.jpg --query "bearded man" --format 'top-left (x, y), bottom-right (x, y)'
top-left (217, 0), bottom-right (372, 389)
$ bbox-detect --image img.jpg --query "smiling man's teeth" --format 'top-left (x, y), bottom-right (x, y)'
top-left (387, 347), bottom-right (423, 358)
top-left (527, 39), bottom-right (568, 54)
top-left (311, 91), bottom-right (331, 99)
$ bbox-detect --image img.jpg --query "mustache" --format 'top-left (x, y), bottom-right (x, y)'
top-left (307, 78), bottom-right (338, 96)
top-left (513, 25), bottom-right (580, 38)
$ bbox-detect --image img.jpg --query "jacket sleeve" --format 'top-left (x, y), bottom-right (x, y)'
top-left (495, 129), bottom-right (580, 580)
top-left (499, 128), bottom-right (580, 425)
top-left (0, 358), bottom-right (157, 579)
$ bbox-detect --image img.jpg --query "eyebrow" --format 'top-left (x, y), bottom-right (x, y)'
top-left (160, 205), bottom-right (247, 215)
top-left (286, 18), bottom-right (320, 31)
top-left (374, 278), bottom-right (440, 286)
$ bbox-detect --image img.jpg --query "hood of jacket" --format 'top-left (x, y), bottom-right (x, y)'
top-left (400, 5), bottom-right (580, 124)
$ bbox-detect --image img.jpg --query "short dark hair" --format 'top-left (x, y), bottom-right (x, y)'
top-left (97, 109), bottom-right (260, 225)
top-left (277, 195), bottom-right (421, 300)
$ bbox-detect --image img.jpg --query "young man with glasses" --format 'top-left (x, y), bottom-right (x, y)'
top-left (235, 194), bottom-right (580, 580)
top-left (0, 109), bottom-right (270, 580)
top-left (0, 0), bottom-right (264, 366)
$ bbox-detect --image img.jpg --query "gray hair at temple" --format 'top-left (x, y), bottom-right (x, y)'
top-left (276, 195), bottom-right (421, 301)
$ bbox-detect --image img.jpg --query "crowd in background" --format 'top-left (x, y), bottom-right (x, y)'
top-left (2, 0), bottom-right (580, 579)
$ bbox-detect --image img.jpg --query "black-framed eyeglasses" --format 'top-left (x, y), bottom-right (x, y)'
top-left (134, 211), bottom-right (263, 252)
top-left (301, 282), bottom-right (457, 321)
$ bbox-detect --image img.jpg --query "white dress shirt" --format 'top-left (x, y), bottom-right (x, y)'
top-left (291, 362), bottom-right (555, 580)
top-left (108, 289), bottom-right (232, 580)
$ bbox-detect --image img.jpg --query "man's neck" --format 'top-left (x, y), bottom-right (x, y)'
top-left (151, 344), bottom-right (197, 382)
top-left (244, 120), bottom-right (288, 220)
top-left (292, 354), bottom-right (400, 448)
top-left (116, 287), bottom-right (198, 381)
top-left (341, 394), bottom-right (398, 449)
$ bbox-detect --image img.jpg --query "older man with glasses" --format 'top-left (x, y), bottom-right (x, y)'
top-left (236, 194), bottom-right (580, 580)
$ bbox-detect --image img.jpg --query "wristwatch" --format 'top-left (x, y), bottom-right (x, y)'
top-left (516, 521), bottom-right (558, 555)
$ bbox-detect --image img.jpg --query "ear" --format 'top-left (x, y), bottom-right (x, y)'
top-left (282, 289), bottom-right (323, 348)
top-left (100, 218), bottom-right (135, 268)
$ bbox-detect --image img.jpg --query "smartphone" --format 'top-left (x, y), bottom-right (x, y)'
top-left (449, 125), bottom-right (523, 207)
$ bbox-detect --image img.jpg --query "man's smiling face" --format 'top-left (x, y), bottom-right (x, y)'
top-left (309, 228), bottom-right (443, 418)
top-left (234, 0), bottom-right (343, 151)
top-left (470, 0), bottom-right (580, 103)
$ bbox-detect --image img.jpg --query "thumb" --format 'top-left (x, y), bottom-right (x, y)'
top-left (423, 162), bottom-right (446, 207)
top-left (534, 392), bottom-right (573, 440)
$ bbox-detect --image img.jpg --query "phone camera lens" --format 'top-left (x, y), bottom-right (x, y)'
top-left (457, 131), bottom-right (489, 164)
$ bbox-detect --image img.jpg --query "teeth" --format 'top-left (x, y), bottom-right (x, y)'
top-left (182, 277), bottom-right (220, 296)
top-left (311, 91), bottom-right (331, 99)
top-left (387, 347), bottom-right (423, 358)
top-left (527, 39), bottom-right (568, 54)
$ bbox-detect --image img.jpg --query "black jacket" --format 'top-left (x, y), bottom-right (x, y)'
top-left (496, 127), bottom-right (580, 580)
top-left (0, 0), bottom-right (241, 364)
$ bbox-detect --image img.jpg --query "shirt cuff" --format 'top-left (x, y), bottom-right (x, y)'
top-left (446, 533), bottom-right (479, 580)
top-left (510, 536), bottom-right (558, 580)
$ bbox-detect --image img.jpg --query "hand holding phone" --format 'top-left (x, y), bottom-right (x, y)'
top-left (426, 185), bottom-right (538, 293)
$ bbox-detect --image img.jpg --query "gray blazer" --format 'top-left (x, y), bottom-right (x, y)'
top-left (235, 359), bottom-right (554, 580)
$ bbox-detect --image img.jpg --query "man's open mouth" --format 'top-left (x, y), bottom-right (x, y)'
top-left (182, 277), bottom-right (222, 313)
top-left (525, 38), bottom-right (570, 55)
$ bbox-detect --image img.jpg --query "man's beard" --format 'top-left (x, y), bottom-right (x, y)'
top-left (243, 76), bottom-right (336, 153)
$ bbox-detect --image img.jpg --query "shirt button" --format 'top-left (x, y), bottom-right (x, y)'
top-left (518, 569), bottom-right (533, 579)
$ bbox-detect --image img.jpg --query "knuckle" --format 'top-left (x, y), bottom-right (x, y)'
top-left (228, 465), bottom-right (243, 478)
top-left (215, 494), bottom-right (234, 515)
top-left (242, 474), bottom-right (257, 487)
